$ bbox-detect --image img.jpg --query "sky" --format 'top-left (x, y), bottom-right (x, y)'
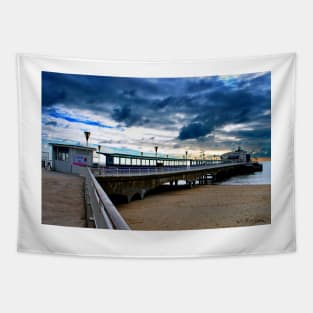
top-left (42, 71), bottom-right (271, 158)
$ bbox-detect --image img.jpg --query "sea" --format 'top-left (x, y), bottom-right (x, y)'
top-left (218, 161), bottom-right (271, 185)
top-left (165, 161), bottom-right (271, 186)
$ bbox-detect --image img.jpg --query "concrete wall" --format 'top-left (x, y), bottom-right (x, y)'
top-left (54, 159), bottom-right (72, 173)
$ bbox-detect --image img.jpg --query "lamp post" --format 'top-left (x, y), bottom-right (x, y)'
top-left (140, 151), bottom-right (143, 166)
top-left (97, 145), bottom-right (101, 166)
top-left (185, 150), bottom-right (188, 167)
top-left (84, 131), bottom-right (90, 147)
top-left (154, 146), bottom-right (158, 166)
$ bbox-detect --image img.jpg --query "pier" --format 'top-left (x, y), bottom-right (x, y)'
top-left (93, 161), bottom-right (262, 203)
top-left (43, 144), bottom-right (264, 230)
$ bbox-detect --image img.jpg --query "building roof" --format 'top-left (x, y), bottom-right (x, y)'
top-left (97, 151), bottom-right (197, 162)
top-left (49, 143), bottom-right (96, 151)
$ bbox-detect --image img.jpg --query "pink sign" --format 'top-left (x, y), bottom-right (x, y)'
top-left (72, 154), bottom-right (88, 167)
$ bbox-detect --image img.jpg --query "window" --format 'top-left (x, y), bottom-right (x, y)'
top-left (106, 156), bottom-right (114, 165)
top-left (55, 147), bottom-right (69, 162)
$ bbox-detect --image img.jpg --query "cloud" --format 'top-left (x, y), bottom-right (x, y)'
top-left (178, 122), bottom-right (212, 140)
top-left (42, 71), bottom-right (271, 157)
top-left (45, 121), bottom-right (58, 127)
top-left (47, 109), bottom-right (113, 129)
top-left (111, 105), bottom-right (142, 127)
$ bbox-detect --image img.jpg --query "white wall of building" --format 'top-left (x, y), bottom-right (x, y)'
top-left (52, 146), bottom-right (94, 174)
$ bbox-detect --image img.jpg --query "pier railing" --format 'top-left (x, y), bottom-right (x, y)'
top-left (92, 161), bottom-right (246, 177)
top-left (85, 167), bottom-right (130, 230)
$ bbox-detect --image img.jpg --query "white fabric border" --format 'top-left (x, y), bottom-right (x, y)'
top-left (17, 53), bottom-right (296, 258)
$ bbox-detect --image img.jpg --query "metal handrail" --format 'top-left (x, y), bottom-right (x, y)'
top-left (92, 162), bottom-right (247, 177)
top-left (85, 167), bottom-right (130, 230)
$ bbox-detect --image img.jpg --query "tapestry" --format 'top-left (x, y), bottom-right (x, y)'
top-left (17, 53), bottom-right (296, 257)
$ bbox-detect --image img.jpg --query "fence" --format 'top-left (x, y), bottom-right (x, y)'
top-left (84, 167), bottom-right (130, 230)
top-left (91, 161), bottom-right (243, 177)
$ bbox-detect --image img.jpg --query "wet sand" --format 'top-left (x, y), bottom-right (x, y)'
top-left (117, 184), bottom-right (271, 230)
top-left (42, 170), bottom-right (87, 227)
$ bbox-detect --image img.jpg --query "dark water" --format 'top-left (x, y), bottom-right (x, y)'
top-left (218, 161), bottom-right (271, 185)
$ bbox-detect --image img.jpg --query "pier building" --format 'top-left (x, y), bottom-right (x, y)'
top-left (97, 152), bottom-right (220, 168)
top-left (49, 143), bottom-right (96, 174)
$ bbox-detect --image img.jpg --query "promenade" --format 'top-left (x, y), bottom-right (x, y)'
top-left (42, 170), bottom-right (87, 227)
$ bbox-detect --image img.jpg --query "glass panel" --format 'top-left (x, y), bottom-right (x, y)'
top-left (56, 147), bottom-right (69, 161)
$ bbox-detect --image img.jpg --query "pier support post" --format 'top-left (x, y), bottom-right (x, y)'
top-left (126, 195), bottom-right (132, 203)
top-left (140, 190), bottom-right (145, 200)
top-left (211, 174), bottom-right (216, 183)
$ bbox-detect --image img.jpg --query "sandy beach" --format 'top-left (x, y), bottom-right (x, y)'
top-left (42, 170), bottom-right (87, 227)
top-left (117, 184), bottom-right (271, 230)
top-left (41, 170), bottom-right (270, 231)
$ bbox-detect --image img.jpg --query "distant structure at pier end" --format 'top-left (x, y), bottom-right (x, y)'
top-left (221, 146), bottom-right (251, 163)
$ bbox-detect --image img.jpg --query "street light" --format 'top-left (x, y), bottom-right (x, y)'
top-left (84, 131), bottom-right (90, 147)
top-left (185, 150), bottom-right (188, 167)
top-left (200, 151), bottom-right (204, 165)
top-left (154, 146), bottom-right (158, 165)
top-left (97, 145), bottom-right (101, 165)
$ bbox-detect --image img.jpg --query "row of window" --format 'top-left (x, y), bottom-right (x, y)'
top-left (111, 157), bottom-right (196, 166)
top-left (113, 157), bottom-right (159, 166)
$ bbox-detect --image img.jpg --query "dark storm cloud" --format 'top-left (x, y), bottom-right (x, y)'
top-left (179, 122), bottom-right (213, 140)
top-left (186, 76), bottom-right (224, 93)
top-left (42, 71), bottom-right (271, 156)
top-left (111, 105), bottom-right (142, 127)
top-left (45, 120), bottom-right (58, 127)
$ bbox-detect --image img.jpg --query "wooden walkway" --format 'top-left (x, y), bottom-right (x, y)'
top-left (42, 170), bottom-right (87, 227)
